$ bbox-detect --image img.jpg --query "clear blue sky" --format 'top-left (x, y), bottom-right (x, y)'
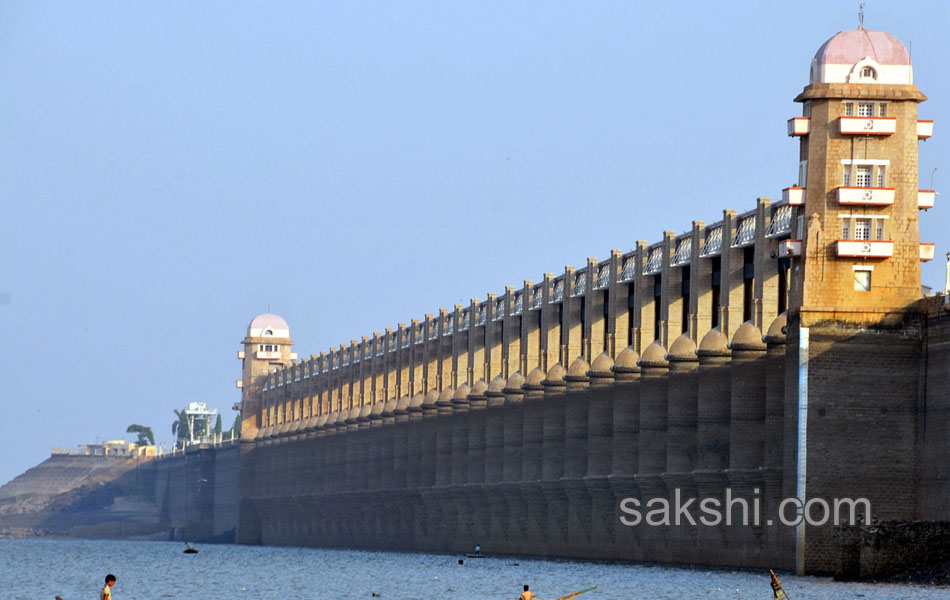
top-left (1, 1), bottom-right (947, 486)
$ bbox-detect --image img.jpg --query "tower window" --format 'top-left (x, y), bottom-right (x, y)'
top-left (842, 101), bottom-right (887, 117)
top-left (854, 270), bottom-right (871, 292)
top-left (861, 67), bottom-right (877, 80)
top-left (854, 219), bottom-right (872, 241)
top-left (840, 216), bottom-right (887, 241)
top-left (843, 163), bottom-right (886, 188)
top-left (264, 329), bottom-right (273, 336)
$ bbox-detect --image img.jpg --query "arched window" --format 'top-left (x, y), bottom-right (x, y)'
top-left (861, 66), bottom-right (876, 79)
top-left (264, 329), bottom-right (273, 336)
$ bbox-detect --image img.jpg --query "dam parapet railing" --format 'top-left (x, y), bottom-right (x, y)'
top-left (256, 197), bottom-right (798, 436)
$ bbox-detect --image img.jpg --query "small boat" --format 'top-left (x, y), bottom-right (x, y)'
top-left (184, 543), bottom-right (199, 554)
top-left (465, 552), bottom-right (486, 558)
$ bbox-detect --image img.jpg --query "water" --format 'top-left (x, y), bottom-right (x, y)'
top-left (1, 539), bottom-right (945, 600)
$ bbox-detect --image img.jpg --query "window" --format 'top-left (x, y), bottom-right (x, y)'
top-left (843, 101), bottom-right (887, 117)
top-left (843, 163), bottom-right (886, 188)
top-left (854, 270), bottom-right (871, 291)
top-left (841, 216), bottom-right (888, 241)
top-left (854, 219), bottom-right (871, 241)
top-left (861, 67), bottom-right (876, 80)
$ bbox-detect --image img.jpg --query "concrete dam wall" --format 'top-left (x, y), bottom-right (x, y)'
top-left (235, 307), bottom-right (950, 575)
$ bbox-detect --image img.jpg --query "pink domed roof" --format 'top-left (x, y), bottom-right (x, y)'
top-left (247, 313), bottom-right (290, 338)
top-left (814, 29), bottom-right (910, 66)
top-left (249, 313), bottom-right (288, 331)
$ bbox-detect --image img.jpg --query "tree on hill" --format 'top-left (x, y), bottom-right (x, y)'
top-left (126, 424), bottom-right (155, 446)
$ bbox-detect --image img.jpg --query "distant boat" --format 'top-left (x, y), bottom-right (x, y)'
top-left (184, 543), bottom-right (199, 554)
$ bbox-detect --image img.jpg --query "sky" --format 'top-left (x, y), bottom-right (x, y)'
top-left (1, 1), bottom-right (948, 487)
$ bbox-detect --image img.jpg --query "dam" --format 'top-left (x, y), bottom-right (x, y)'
top-left (228, 27), bottom-right (950, 578)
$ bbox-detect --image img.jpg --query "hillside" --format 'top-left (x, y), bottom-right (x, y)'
top-left (0, 455), bottom-right (163, 539)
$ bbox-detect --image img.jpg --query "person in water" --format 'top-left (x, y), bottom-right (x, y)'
top-left (474, 544), bottom-right (481, 555)
top-left (519, 584), bottom-right (536, 600)
top-left (101, 574), bottom-right (116, 600)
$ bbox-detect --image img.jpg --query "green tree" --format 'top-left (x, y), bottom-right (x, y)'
top-left (214, 414), bottom-right (223, 435)
top-left (228, 414), bottom-right (241, 439)
top-left (172, 407), bottom-right (190, 446)
top-left (126, 424), bottom-right (155, 446)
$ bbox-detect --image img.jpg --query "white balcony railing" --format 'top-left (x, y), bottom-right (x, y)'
top-left (619, 256), bottom-right (636, 282)
top-left (787, 117), bottom-right (810, 136)
top-left (837, 187), bottom-right (896, 206)
top-left (918, 190), bottom-right (936, 209)
top-left (643, 246), bottom-right (663, 275)
top-left (766, 204), bottom-right (794, 238)
top-left (700, 226), bottom-right (722, 257)
top-left (571, 272), bottom-right (587, 297)
top-left (921, 243), bottom-right (935, 261)
top-left (256, 351), bottom-right (281, 360)
top-left (836, 240), bottom-right (894, 258)
top-left (782, 187), bottom-right (805, 205)
top-left (918, 120), bottom-right (934, 139)
top-left (733, 215), bottom-right (756, 247)
top-left (671, 237), bottom-right (692, 267)
top-left (839, 116), bottom-right (896, 135)
top-left (778, 239), bottom-right (801, 258)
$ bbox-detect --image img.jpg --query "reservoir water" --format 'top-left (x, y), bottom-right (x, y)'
top-left (1, 539), bottom-right (945, 600)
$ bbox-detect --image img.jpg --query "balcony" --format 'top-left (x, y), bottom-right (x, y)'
top-left (778, 239), bottom-right (801, 258)
top-left (921, 243), bottom-right (935, 262)
top-left (782, 187), bottom-right (805, 205)
top-left (918, 190), bottom-right (936, 209)
top-left (787, 117), bottom-right (810, 136)
top-left (839, 116), bottom-right (896, 136)
top-left (837, 186), bottom-right (895, 206)
top-left (235, 379), bottom-right (243, 389)
top-left (237, 350), bottom-right (245, 359)
top-left (918, 120), bottom-right (934, 139)
top-left (256, 350), bottom-right (281, 360)
top-left (836, 240), bottom-right (894, 258)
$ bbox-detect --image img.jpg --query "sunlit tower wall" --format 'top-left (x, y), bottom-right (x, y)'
top-left (236, 314), bottom-right (297, 438)
top-left (783, 27), bottom-right (936, 575)
top-left (789, 28), bottom-right (932, 319)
